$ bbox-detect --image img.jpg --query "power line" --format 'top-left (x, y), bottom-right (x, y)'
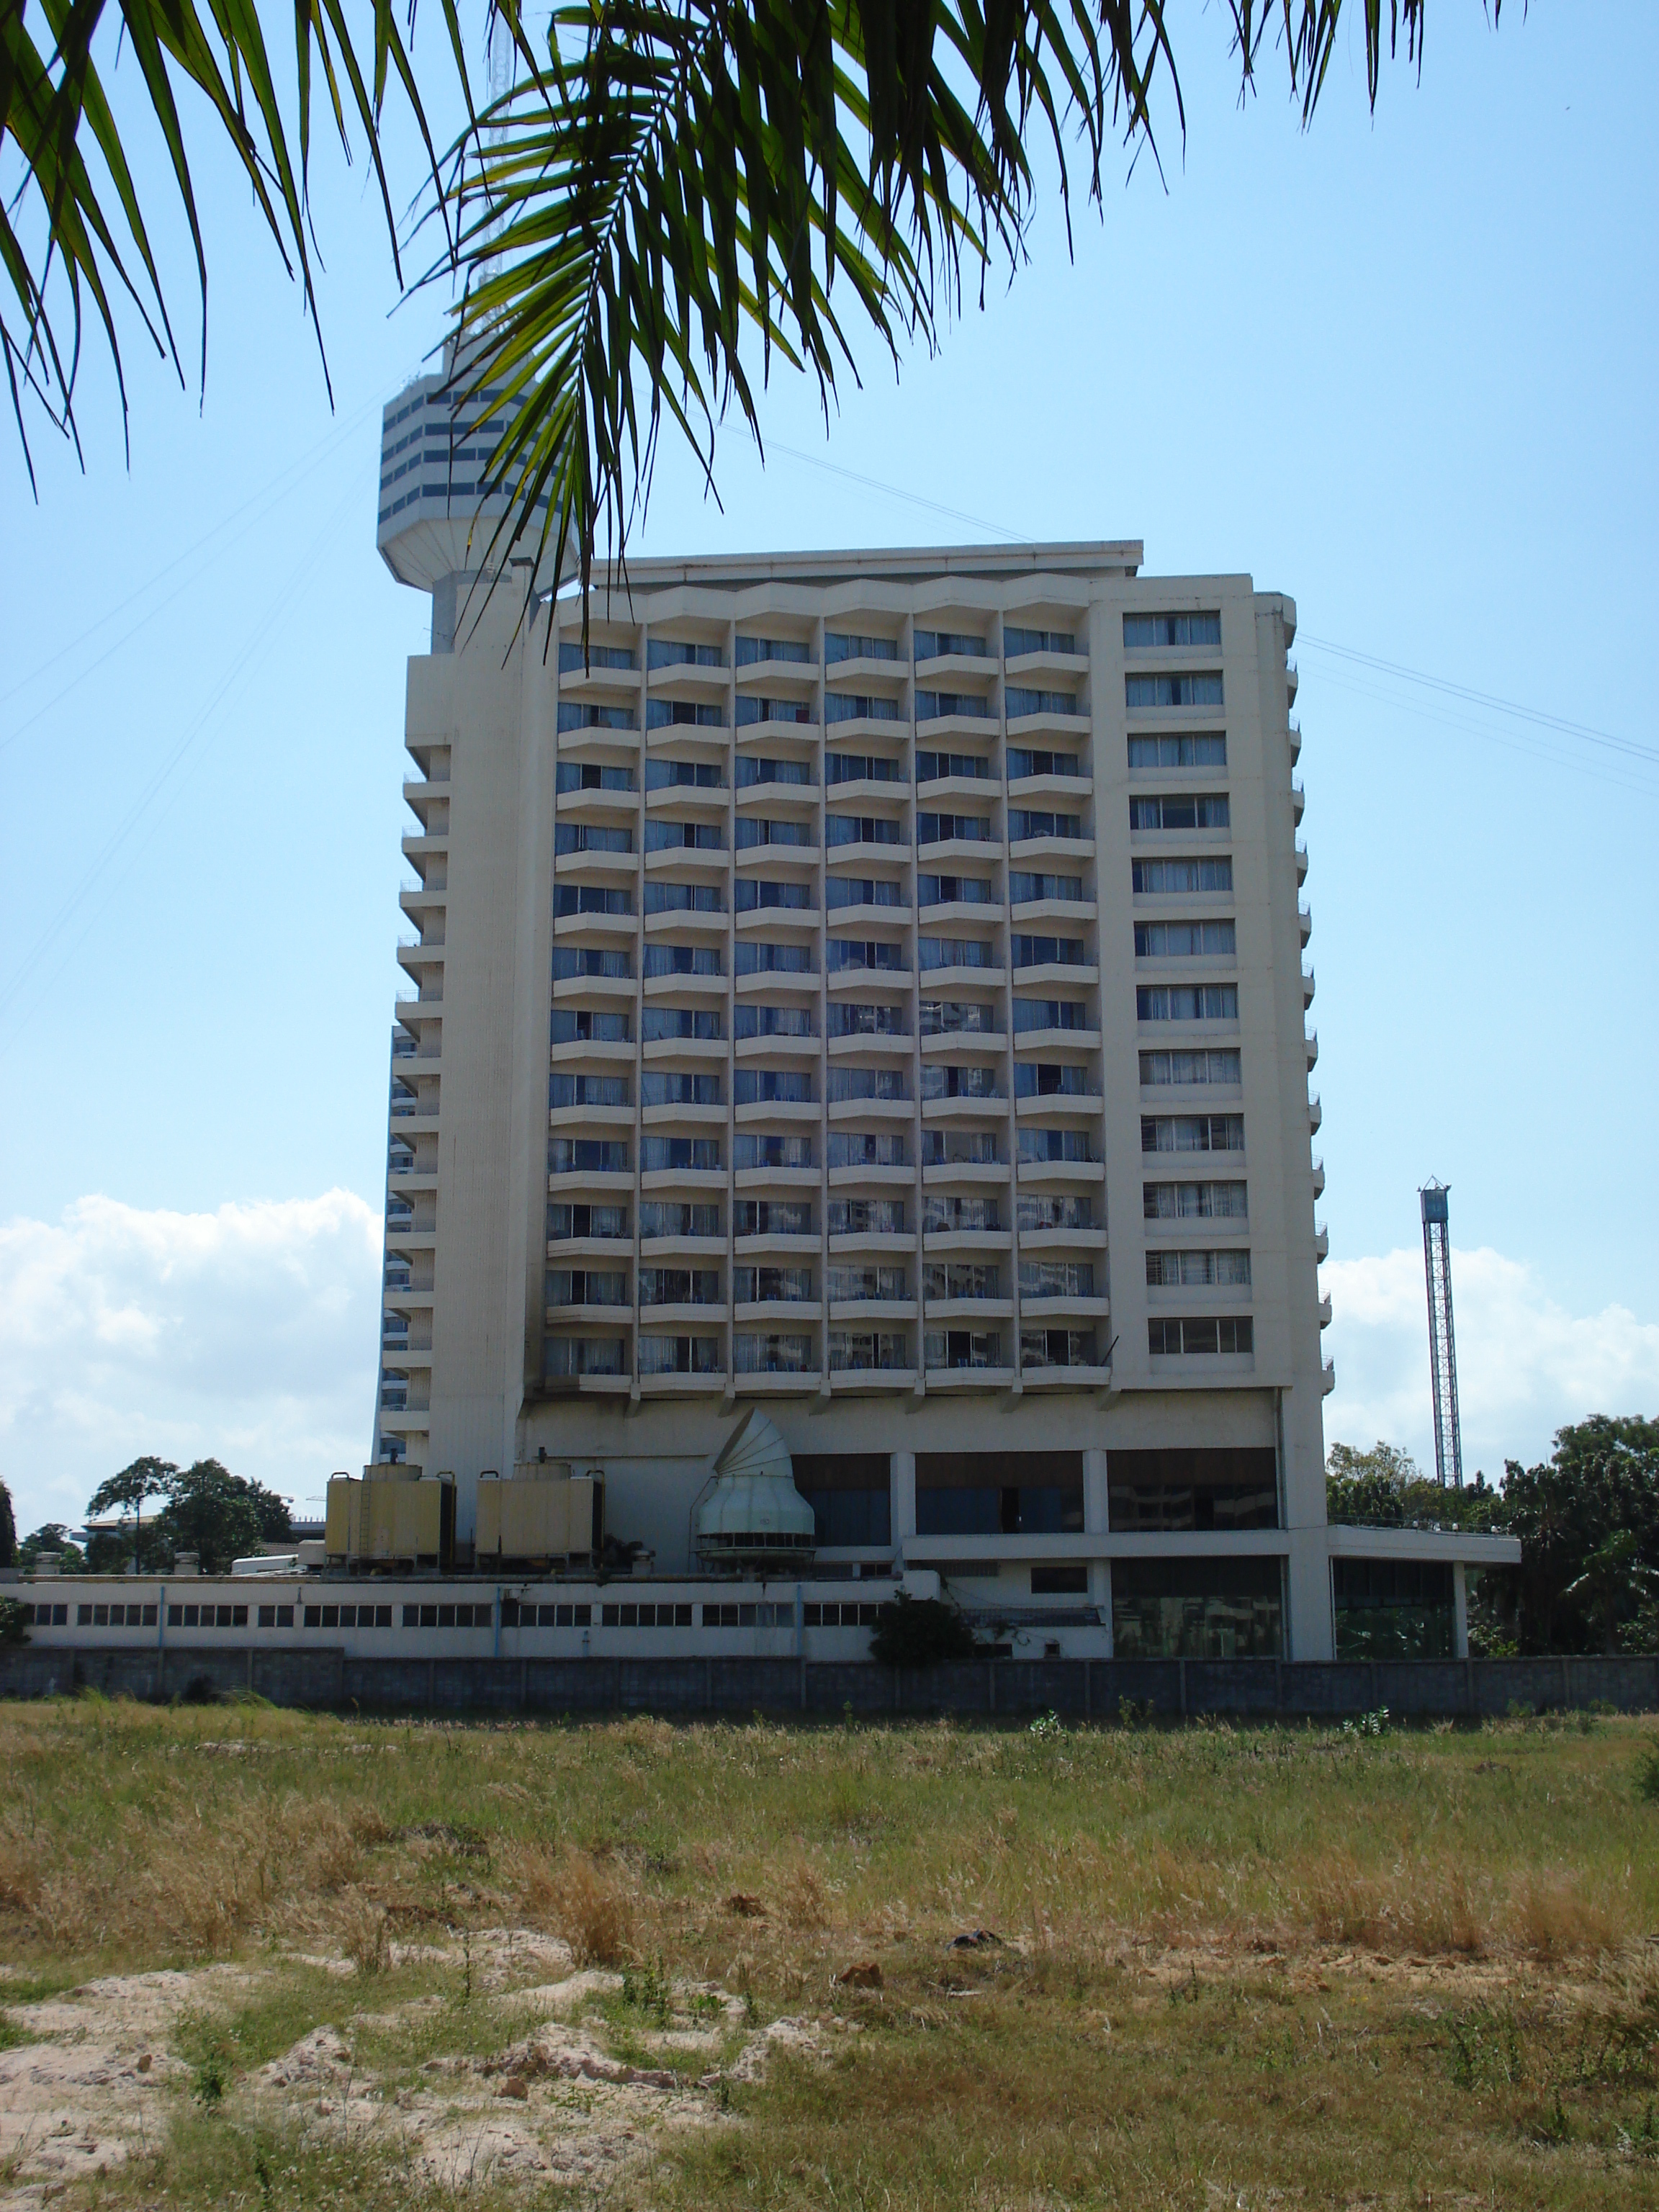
top-left (1298, 634), bottom-right (1659, 772)
top-left (0, 466), bottom-right (373, 1033)
top-left (762, 436), bottom-right (1029, 544)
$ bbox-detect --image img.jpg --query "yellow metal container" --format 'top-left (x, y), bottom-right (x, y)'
top-left (325, 1466), bottom-right (452, 1567)
top-left (475, 1470), bottom-right (603, 1563)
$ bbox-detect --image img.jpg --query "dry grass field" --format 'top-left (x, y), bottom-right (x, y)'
top-left (2, 1695), bottom-right (1658, 2211)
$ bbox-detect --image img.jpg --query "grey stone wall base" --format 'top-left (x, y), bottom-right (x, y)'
top-left (3, 1647), bottom-right (1657, 1718)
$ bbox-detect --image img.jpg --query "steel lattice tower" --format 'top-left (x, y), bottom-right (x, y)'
top-left (1419, 1182), bottom-right (1463, 1489)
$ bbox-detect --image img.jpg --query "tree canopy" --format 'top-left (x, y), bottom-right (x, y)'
top-left (77, 1457), bottom-right (292, 1575)
top-left (0, 1478), bottom-right (14, 1570)
top-left (1327, 1418), bottom-right (1659, 1658)
top-left (6, 1), bottom-right (1501, 608)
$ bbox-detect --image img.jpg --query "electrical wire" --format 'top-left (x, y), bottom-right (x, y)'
top-left (0, 395), bottom-right (387, 750)
top-left (0, 465), bottom-right (374, 1033)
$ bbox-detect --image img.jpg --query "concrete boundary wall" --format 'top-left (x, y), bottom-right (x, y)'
top-left (3, 1645), bottom-right (1657, 1718)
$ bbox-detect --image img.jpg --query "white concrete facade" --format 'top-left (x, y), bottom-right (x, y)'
top-left (371, 426), bottom-right (1497, 1662)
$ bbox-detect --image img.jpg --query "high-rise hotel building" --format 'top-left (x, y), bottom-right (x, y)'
top-left (372, 370), bottom-right (1506, 1662)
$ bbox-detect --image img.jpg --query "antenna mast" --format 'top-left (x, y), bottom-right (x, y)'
top-left (1419, 1181), bottom-right (1463, 1489)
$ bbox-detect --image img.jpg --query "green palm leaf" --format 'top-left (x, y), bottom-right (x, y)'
top-left (431, 0), bottom-right (1473, 633)
top-left (1, 0), bottom-right (541, 483)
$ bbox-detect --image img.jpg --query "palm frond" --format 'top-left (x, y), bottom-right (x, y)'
top-left (0, 0), bottom-right (541, 477)
top-left (436, 0), bottom-right (1470, 639)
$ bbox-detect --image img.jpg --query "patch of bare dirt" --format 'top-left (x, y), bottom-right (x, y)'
top-left (0, 1968), bottom-right (252, 2210)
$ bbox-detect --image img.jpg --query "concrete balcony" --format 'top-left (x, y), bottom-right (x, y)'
top-left (549, 1101), bottom-right (632, 1130)
top-left (1015, 1091), bottom-right (1102, 1119)
top-left (1314, 1223), bottom-right (1330, 1261)
top-left (922, 1228), bottom-right (1010, 1254)
top-left (829, 1365), bottom-right (918, 1392)
top-left (1016, 1157), bottom-right (1105, 1185)
top-left (554, 907), bottom-right (635, 938)
top-left (646, 657), bottom-right (729, 698)
top-left (914, 770), bottom-right (994, 810)
top-left (1006, 772), bottom-right (1092, 804)
top-left (922, 1029), bottom-right (1007, 1059)
top-left (1012, 1026), bottom-right (1098, 1055)
top-left (1010, 896), bottom-right (1095, 927)
top-left (1303, 966), bottom-right (1316, 1008)
top-left (1318, 1294), bottom-right (1334, 1329)
top-left (827, 1298), bottom-right (915, 1324)
top-left (734, 1097), bottom-right (817, 1124)
top-left (1017, 1225), bottom-right (1106, 1252)
top-left (1322, 1358), bottom-right (1336, 1396)
top-left (641, 1100), bottom-right (724, 1128)
top-left (923, 1366), bottom-right (1016, 1392)
top-left (828, 1231), bottom-right (912, 1256)
top-left (1010, 961), bottom-right (1096, 991)
top-left (1311, 1157), bottom-right (1326, 1197)
top-left (922, 1094), bottom-right (1005, 1121)
top-left (828, 1094), bottom-right (911, 1122)
top-left (1308, 1092), bottom-right (1322, 1132)
top-left (1305, 1028), bottom-right (1318, 1069)
top-left (553, 971), bottom-right (634, 1003)
top-left (1004, 706), bottom-right (1088, 740)
top-left (734, 841), bottom-right (821, 870)
top-left (822, 775), bottom-right (908, 811)
top-left (1003, 647), bottom-right (1087, 682)
top-left (1008, 834), bottom-right (1094, 866)
top-left (645, 781), bottom-right (726, 814)
top-left (920, 1159), bottom-right (1004, 1187)
top-left (645, 904), bottom-right (727, 936)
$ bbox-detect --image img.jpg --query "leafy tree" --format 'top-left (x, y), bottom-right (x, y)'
top-left (1500, 1417), bottom-right (1659, 1655)
top-left (86, 1457), bottom-right (176, 1574)
top-left (6, 3), bottom-right (1503, 604)
top-left (870, 1591), bottom-right (979, 1668)
top-left (0, 1597), bottom-right (30, 1647)
top-left (150, 1461), bottom-right (292, 1575)
top-left (1325, 1441), bottom-right (1503, 1534)
top-left (1563, 1532), bottom-right (1659, 1658)
top-left (19, 1524), bottom-right (84, 1571)
top-left (0, 1478), bottom-right (14, 1569)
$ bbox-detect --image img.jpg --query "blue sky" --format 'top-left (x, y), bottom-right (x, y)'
top-left (3, 4), bottom-right (1655, 1530)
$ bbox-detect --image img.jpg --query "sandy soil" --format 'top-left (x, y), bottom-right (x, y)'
top-left (0, 1937), bottom-right (809, 2208)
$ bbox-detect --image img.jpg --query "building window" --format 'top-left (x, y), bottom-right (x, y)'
top-left (1123, 613), bottom-right (1222, 649)
top-left (1143, 1179), bottom-right (1247, 1219)
top-left (639, 1333), bottom-right (724, 1375)
top-left (1031, 1565), bottom-right (1088, 1595)
top-left (1136, 985), bottom-right (1238, 1022)
top-left (1111, 1557), bottom-right (1281, 1658)
top-left (826, 631), bottom-right (900, 662)
top-left (1141, 1115), bottom-right (1244, 1155)
top-left (1146, 1316), bottom-right (1254, 1355)
top-left (1020, 1259), bottom-right (1094, 1298)
top-left (1004, 626), bottom-right (1077, 656)
top-left (1129, 733), bottom-right (1227, 770)
top-left (641, 1201), bottom-right (721, 1236)
top-left (735, 634), bottom-right (811, 665)
top-left (548, 1267), bottom-right (631, 1307)
top-left (1108, 1447), bottom-right (1278, 1532)
top-left (828, 1196), bottom-right (904, 1233)
top-left (1130, 793), bottom-right (1230, 830)
top-left (1008, 809), bottom-right (1083, 841)
top-left (1332, 1560), bottom-right (1455, 1660)
top-left (732, 1331), bottom-right (814, 1373)
top-left (557, 639), bottom-right (635, 673)
top-left (544, 1336), bottom-right (627, 1378)
top-left (1136, 920), bottom-right (1235, 958)
top-left (1145, 1248), bottom-right (1251, 1287)
top-left (1004, 688), bottom-right (1080, 719)
top-left (734, 1265), bottom-right (814, 1301)
top-left (1132, 857), bottom-right (1233, 894)
top-left (1127, 673), bottom-right (1223, 710)
top-left (1140, 1049), bottom-right (1240, 1086)
top-left (641, 1274), bottom-right (721, 1300)
top-left (827, 1328), bottom-right (910, 1373)
top-left (915, 1451), bottom-right (1082, 1535)
top-left (922, 1326), bottom-right (1004, 1372)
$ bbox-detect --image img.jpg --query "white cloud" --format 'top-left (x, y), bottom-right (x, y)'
top-left (1323, 1244), bottom-right (1659, 1480)
top-left (0, 1190), bottom-right (382, 1536)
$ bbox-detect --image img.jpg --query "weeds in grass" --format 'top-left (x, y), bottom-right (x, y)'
top-left (535, 1846), bottom-right (636, 1965)
top-left (1635, 1744), bottom-right (1659, 1804)
top-left (1341, 1706), bottom-right (1390, 1738)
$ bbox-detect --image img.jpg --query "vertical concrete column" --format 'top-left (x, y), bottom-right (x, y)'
top-left (1453, 1562), bottom-right (1469, 1660)
top-left (1083, 1447), bottom-right (1109, 1531)
top-left (1285, 1532), bottom-right (1334, 1661)
top-left (1088, 1561), bottom-right (1113, 1654)
top-left (891, 1449), bottom-right (917, 1556)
